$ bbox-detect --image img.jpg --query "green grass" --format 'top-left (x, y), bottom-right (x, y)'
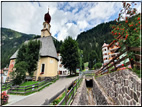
top-left (20, 81), bottom-right (38, 86)
top-left (8, 78), bottom-right (59, 96)
top-left (52, 92), bottom-right (65, 105)
top-left (52, 78), bottom-right (83, 105)
top-left (66, 74), bottom-right (79, 78)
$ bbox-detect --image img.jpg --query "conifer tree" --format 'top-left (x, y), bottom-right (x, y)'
top-left (60, 36), bottom-right (79, 75)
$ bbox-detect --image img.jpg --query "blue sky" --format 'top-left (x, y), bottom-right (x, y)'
top-left (2, 1), bottom-right (141, 41)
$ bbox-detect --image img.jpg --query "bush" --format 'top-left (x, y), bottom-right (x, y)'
top-left (1, 91), bottom-right (9, 105)
top-left (94, 62), bottom-right (102, 70)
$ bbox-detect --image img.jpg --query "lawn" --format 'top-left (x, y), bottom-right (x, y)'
top-left (20, 81), bottom-right (38, 86)
top-left (8, 77), bottom-right (59, 95)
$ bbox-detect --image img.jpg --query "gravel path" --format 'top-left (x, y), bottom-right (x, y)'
top-left (5, 76), bottom-right (78, 106)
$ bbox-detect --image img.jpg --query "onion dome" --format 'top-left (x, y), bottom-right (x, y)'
top-left (44, 10), bottom-right (51, 24)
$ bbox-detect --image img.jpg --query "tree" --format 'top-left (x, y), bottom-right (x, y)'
top-left (60, 36), bottom-right (79, 75)
top-left (10, 61), bottom-right (28, 85)
top-left (94, 62), bottom-right (102, 70)
top-left (78, 49), bottom-right (83, 71)
top-left (88, 50), bottom-right (98, 70)
top-left (111, 2), bottom-right (140, 60)
top-left (11, 40), bottom-right (41, 85)
top-left (25, 40), bottom-right (41, 77)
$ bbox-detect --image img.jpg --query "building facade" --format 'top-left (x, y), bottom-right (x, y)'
top-left (102, 42), bottom-right (120, 65)
top-left (57, 53), bottom-right (69, 76)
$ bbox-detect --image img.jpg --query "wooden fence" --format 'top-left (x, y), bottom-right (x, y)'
top-left (2, 81), bottom-right (13, 91)
top-left (7, 80), bottom-right (52, 94)
top-left (96, 47), bottom-right (141, 76)
top-left (43, 75), bottom-right (83, 105)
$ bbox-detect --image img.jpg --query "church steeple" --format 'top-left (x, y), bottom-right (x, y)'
top-left (41, 9), bottom-right (51, 37)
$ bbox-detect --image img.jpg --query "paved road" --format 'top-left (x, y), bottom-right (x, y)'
top-left (8, 76), bottom-right (78, 105)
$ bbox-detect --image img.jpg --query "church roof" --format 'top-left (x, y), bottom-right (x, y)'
top-left (10, 36), bottom-right (58, 60)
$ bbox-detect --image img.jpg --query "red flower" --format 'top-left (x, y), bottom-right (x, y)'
top-left (129, 24), bottom-right (133, 27)
top-left (131, 58), bottom-right (133, 60)
top-left (126, 17), bottom-right (128, 20)
top-left (137, 17), bottom-right (140, 20)
top-left (117, 28), bottom-right (119, 30)
top-left (118, 33), bottom-right (120, 35)
top-left (134, 28), bottom-right (136, 30)
top-left (136, 24), bottom-right (137, 26)
top-left (139, 21), bottom-right (140, 24)
top-left (125, 20), bottom-right (128, 23)
top-left (123, 28), bottom-right (124, 30)
top-left (126, 32), bottom-right (128, 33)
top-left (125, 34), bottom-right (128, 40)
top-left (111, 31), bottom-right (114, 34)
top-left (122, 64), bottom-right (124, 66)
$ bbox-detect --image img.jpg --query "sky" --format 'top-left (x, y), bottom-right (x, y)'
top-left (1, 1), bottom-right (141, 41)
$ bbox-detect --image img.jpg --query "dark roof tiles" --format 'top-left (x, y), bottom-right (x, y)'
top-left (10, 36), bottom-right (58, 60)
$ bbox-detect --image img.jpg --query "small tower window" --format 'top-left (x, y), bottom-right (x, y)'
top-left (44, 24), bottom-right (46, 28)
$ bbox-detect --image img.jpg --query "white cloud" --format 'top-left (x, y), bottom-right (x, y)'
top-left (2, 1), bottom-right (141, 41)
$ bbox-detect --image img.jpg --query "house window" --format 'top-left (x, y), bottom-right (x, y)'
top-left (41, 64), bottom-right (45, 74)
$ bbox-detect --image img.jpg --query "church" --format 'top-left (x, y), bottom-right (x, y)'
top-left (7, 10), bottom-right (58, 81)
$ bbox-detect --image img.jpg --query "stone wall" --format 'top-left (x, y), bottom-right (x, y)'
top-left (96, 69), bottom-right (141, 105)
top-left (92, 77), bottom-right (113, 105)
top-left (72, 77), bottom-right (88, 105)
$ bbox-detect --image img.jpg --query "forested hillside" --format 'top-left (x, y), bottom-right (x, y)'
top-left (1, 28), bottom-right (62, 68)
top-left (1, 14), bottom-right (138, 69)
top-left (76, 21), bottom-right (116, 64)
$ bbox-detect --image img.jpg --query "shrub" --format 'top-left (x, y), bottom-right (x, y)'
top-left (1, 91), bottom-right (9, 105)
top-left (94, 62), bottom-right (102, 69)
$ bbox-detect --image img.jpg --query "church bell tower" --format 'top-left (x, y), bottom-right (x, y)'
top-left (41, 8), bottom-right (51, 37)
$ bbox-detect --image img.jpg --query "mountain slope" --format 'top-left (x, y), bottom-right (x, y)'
top-left (76, 21), bottom-right (116, 63)
top-left (1, 28), bottom-right (35, 68)
top-left (1, 28), bottom-right (62, 68)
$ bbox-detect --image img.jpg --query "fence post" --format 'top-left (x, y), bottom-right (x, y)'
top-left (113, 59), bottom-right (117, 71)
top-left (25, 86), bottom-right (26, 95)
top-left (37, 83), bottom-right (39, 91)
top-left (17, 86), bottom-right (18, 92)
top-left (72, 81), bottom-right (74, 99)
top-left (126, 46), bottom-right (134, 69)
top-left (65, 86), bottom-right (67, 105)
top-left (5, 82), bottom-right (7, 90)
